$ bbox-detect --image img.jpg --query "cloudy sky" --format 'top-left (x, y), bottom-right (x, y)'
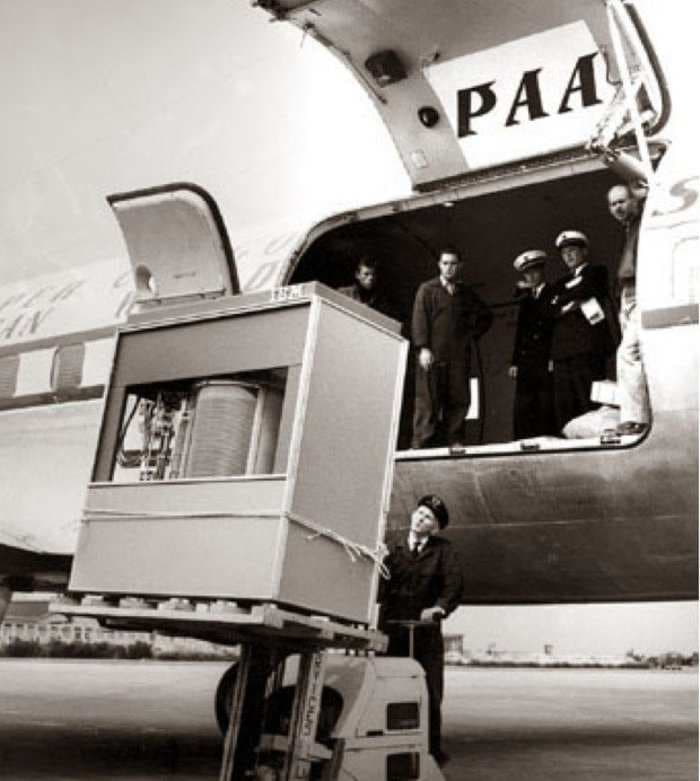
top-left (1, 1), bottom-right (697, 654)
top-left (0, 0), bottom-right (406, 284)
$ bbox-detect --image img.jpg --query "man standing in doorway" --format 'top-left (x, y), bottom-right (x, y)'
top-left (607, 183), bottom-right (650, 435)
top-left (549, 230), bottom-right (615, 432)
top-left (378, 494), bottom-right (463, 766)
top-left (338, 256), bottom-right (397, 319)
top-left (411, 247), bottom-right (492, 448)
top-left (509, 249), bottom-right (556, 439)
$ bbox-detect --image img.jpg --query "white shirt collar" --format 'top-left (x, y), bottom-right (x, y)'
top-left (408, 531), bottom-right (429, 552)
top-left (574, 262), bottom-right (589, 277)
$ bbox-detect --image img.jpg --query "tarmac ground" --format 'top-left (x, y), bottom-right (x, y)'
top-left (0, 659), bottom-right (696, 780)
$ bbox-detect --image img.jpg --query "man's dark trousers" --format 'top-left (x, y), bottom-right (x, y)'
top-left (514, 366), bottom-right (555, 439)
top-left (553, 352), bottom-right (606, 431)
top-left (413, 358), bottom-right (470, 447)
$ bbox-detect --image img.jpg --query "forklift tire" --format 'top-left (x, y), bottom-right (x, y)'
top-left (215, 662), bottom-right (239, 736)
top-left (215, 663), bottom-right (343, 746)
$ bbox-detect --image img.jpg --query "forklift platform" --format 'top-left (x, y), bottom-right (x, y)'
top-left (50, 596), bottom-right (388, 653)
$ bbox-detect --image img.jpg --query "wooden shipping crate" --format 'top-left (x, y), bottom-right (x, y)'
top-left (69, 284), bottom-right (407, 624)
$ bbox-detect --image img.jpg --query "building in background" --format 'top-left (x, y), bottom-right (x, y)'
top-left (1, 598), bottom-right (235, 658)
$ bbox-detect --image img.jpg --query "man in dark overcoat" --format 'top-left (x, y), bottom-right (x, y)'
top-left (411, 248), bottom-right (492, 448)
top-left (378, 495), bottom-right (463, 766)
top-left (549, 230), bottom-right (615, 431)
top-left (509, 249), bottom-right (556, 439)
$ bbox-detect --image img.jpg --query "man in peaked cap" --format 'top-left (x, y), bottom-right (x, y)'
top-left (549, 230), bottom-right (615, 432)
top-left (378, 495), bottom-right (463, 766)
top-left (508, 249), bottom-right (556, 439)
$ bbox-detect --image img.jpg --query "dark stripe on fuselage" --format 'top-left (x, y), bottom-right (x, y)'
top-left (0, 384), bottom-right (104, 412)
top-left (0, 325), bottom-right (116, 359)
top-left (0, 543), bottom-right (72, 581)
top-left (0, 326), bottom-right (115, 410)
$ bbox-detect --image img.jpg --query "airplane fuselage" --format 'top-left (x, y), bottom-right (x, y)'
top-left (0, 0), bottom-right (697, 609)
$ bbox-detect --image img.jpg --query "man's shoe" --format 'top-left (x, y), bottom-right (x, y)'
top-left (433, 749), bottom-right (451, 766)
top-left (616, 421), bottom-right (648, 436)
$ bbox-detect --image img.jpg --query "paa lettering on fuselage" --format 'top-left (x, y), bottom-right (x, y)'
top-left (425, 22), bottom-right (616, 171)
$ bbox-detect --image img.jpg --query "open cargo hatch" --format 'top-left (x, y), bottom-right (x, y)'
top-left (108, 183), bottom-right (240, 310)
top-left (257, 0), bottom-right (668, 190)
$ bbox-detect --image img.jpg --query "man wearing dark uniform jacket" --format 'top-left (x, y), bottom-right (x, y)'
top-left (378, 495), bottom-right (463, 767)
top-left (509, 249), bottom-right (556, 439)
top-left (549, 230), bottom-right (615, 432)
top-left (411, 247), bottom-right (493, 448)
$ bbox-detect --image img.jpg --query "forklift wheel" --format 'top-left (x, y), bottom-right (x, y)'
top-left (215, 662), bottom-right (239, 735)
top-left (215, 663), bottom-right (343, 746)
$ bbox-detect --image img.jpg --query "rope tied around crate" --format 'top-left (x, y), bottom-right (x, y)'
top-left (286, 511), bottom-right (391, 580)
top-left (83, 508), bottom-right (282, 520)
top-left (82, 508), bottom-right (391, 579)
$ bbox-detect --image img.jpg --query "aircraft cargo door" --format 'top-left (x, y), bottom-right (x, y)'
top-left (255, 0), bottom-right (668, 190)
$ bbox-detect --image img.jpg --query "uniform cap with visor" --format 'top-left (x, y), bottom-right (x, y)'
top-left (555, 230), bottom-right (589, 250)
top-left (416, 494), bottom-right (449, 530)
top-left (513, 249), bottom-right (547, 273)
